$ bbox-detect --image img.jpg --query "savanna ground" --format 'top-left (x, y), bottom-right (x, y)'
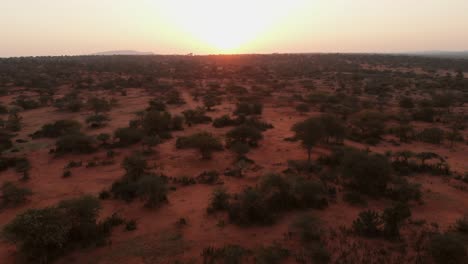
top-left (0, 54), bottom-right (467, 264)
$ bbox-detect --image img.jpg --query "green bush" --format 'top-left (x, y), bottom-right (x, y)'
top-left (114, 127), bottom-right (144, 147)
top-left (254, 244), bottom-right (289, 264)
top-left (141, 110), bottom-right (173, 138)
top-left (136, 175), bottom-right (168, 208)
top-left (226, 125), bottom-right (263, 147)
top-left (55, 133), bottom-right (96, 154)
top-left (111, 153), bottom-right (168, 207)
top-left (295, 103), bottom-right (310, 113)
top-left (234, 102), bottom-right (263, 116)
top-left (340, 150), bottom-right (392, 197)
top-left (202, 245), bottom-right (248, 264)
top-left (418, 127), bottom-right (444, 144)
top-left (1, 182), bottom-right (32, 207)
top-left (125, 220), bottom-right (137, 231)
top-left (197, 170), bottom-right (220, 184)
top-left (343, 191), bottom-right (367, 206)
top-left (353, 210), bottom-right (383, 237)
top-left (399, 97), bottom-right (414, 108)
top-left (228, 187), bottom-right (275, 226)
top-left (0, 130), bottom-right (13, 152)
top-left (292, 214), bottom-right (322, 243)
top-left (413, 107), bottom-right (435, 122)
top-left (207, 187), bottom-right (230, 213)
top-left (455, 216), bottom-right (468, 234)
top-left (85, 114), bottom-right (110, 128)
top-left (350, 110), bottom-right (386, 143)
top-left (382, 203), bottom-right (411, 238)
top-left (176, 132), bottom-right (223, 159)
top-left (213, 115), bottom-right (237, 128)
top-left (2, 196), bottom-right (113, 263)
top-left (209, 174), bottom-right (328, 226)
top-left (182, 108), bottom-right (212, 125)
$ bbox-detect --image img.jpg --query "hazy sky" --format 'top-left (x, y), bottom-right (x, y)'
top-left (1, 0), bottom-right (468, 57)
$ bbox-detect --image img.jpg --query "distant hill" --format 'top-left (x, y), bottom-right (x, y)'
top-left (91, 50), bottom-right (154, 56)
top-left (407, 51), bottom-right (468, 59)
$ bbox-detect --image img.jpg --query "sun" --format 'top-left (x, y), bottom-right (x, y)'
top-left (159, 0), bottom-right (301, 53)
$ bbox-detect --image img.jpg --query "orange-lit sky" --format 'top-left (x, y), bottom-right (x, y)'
top-left (1, 0), bottom-right (468, 57)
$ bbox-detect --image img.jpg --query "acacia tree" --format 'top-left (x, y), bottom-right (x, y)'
top-left (203, 94), bottom-right (221, 111)
top-left (292, 117), bottom-right (325, 163)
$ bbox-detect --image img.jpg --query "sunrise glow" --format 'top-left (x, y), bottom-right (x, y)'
top-left (158, 0), bottom-right (302, 53)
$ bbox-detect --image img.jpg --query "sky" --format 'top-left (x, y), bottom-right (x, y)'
top-left (1, 0), bottom-right (468, 57)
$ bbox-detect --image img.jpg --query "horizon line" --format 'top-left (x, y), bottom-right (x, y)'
top-left (2, 50), bottom-right (468, 59)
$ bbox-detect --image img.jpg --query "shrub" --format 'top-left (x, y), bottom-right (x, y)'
top-left (62, 170), bottom-right (71, 178)
top-left (255, 244), bottom-right (289, 264)
top-left (32, 120), bottom-right (82, 138)
top-left (197, 170), bottom-right (220, 184)
top-left (171, 115), bottom-right (184, 131)
top-left (350, 110), bottom-right (386, 143)
top-left (6, 112), bottom-right (22, 132)
top-left (230, 142), bottom-right (250, 158)
top-left (382, 203), bottom-right (411, 238)
top-left (54, 92), bottom-right (84, 112)
top-left (203, 94), bottom-right (221, 110)
top-left (96, 133), bottom-right (111, 145)
top-left (85, 114), bottom-right (110, 128)
top-left (228, 188), bottom-right (275, 226)
top-left (136, 175), bottom-right (168, 208)
top-left (413, 107), bottom-right (435, 122)
top-left (430, 233), bottom-right (467, 264)
top-left (226, 125), bottom-right (263, 147)
top-left (3, 206), bottom-right (71, 263)
top-left (182, 108), bottom-right (212, 126)
top-left (386, 179), bottom-right (422, 202)
top-left (343, 191), bottom-right (367, 206)
top-left (234, 102), bottom-right (263, 116)
top-left (455, 216), bottom-right (468, 234)
top-left (202, 245), bottom-right (248, 264)
top-left (289, 176), bottom-right (328, 209)
top-left (141, 110), bottom-right (173, 138)
top-left (213, 115), bottom-right (237, 128)
top-left (55, 133), bottom-right (96, 154)
top-left (2, 196), bottom-right (112, 263)
top-left (125, 220), bottom-right (137, 231)
top-left (399, 97), bottom-right (414, 108)
top-left (1, 182), bottom-right (32, 207)
top-left (111, 153), bottom-right (168, 207)
top-left (14, 157), bottom-right (31, 173)
top-left (14, 96), bottom-right (40, 110)
top-left (176, 132), bottom-right (223, 159)
top-left (296, 103), bottom-right (310, 113)
top-left (353, 210), bottom-right (383, 237)
top-left (292, 214), bottom-right (322, 243)
top-left (87, 97), bottom-right (113, 114)
top-left (418, 127), bottom-right (444, 144)
top-left (0, 130), bottom-right (13, 152)
top-left (122, 152), bottom-right (148, 179)
top-left (98, 190), bottom-right (110, 200)
top-left (340, 150), bottom-right (392, 197)
top-left (146, 99), bottom-right (166, 112)
top-left (319, 114), bottom-right (346, 144)
top-left (207, 187), bottom-right (230, 213)
top-left (114, 127), bottom-right (144, 147)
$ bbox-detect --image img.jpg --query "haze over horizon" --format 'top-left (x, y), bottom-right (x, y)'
top-left (2, 0), bottom-right (468, 57)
